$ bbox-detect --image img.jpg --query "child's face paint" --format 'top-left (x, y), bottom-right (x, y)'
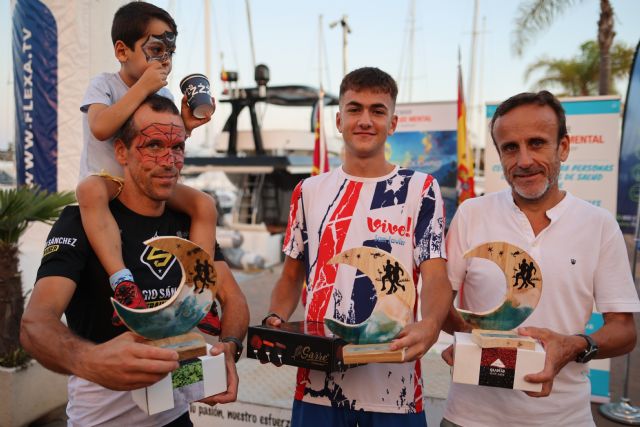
top-left (141, 31), bottom-right (176, 64)
top-left (134, 122), bottom-right (186, 169)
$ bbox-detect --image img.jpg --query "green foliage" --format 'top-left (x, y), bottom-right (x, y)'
top-left (525, 40), bottom-right (634, 96)
top-left (172, 360), bottom-right (203, 388)
top-left (512, 0), bottom-right (579, 56)
top-left (0, 186), bottom-right (76, 245)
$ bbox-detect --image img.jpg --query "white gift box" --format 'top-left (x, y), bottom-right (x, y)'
top-left (132, 353), bottom-right (227, 415)
top-left (452, 332), bottom-right (545, 392)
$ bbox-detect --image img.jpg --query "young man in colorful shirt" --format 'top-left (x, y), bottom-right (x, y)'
top-left (263, 67), bottom-right (453, 427)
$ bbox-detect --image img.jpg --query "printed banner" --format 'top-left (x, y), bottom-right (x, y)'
top-left (484, 97), bottom-right (621, 215)
top-left (12, 0), bottom-right (58, 191)
top-left (191, 401), bottom-right (292, 426)
top-left (11, 0), bottom-right (124, 192)
top-left (616, 41), bottom-right (640, 233)
top-left (387, 102), bottom-right (457, 225)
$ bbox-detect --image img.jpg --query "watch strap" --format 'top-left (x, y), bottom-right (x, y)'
top-left (574, 333), bottom-right (598, 363)
top-left (221, 336), bottom-right (243, 362)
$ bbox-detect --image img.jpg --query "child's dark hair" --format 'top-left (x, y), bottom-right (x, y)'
top-left (116, 95), bottom-right (180, 148)
top-left (339, 67), bottom-right (398, 104)
top-left (111, 1), bottom-right (178, 49)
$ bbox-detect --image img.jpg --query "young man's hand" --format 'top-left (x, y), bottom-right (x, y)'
top-left (389, 318), bottom-right (439, 362)
top-left (181, 94), bottom-right (215, 136)
top-left (136, 61), bottom-right (169, 95)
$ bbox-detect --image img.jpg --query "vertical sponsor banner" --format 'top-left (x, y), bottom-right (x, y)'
top-left (484, 96), bottom-right (621, 215)
top-left (387, 102), bottom-right (457, 225)
top-left (12, 0), bottom-right (58, 191)
top-left (616, 41), bottom-right (640, 233)
top-left (11, 0), bottom-right (123, 192)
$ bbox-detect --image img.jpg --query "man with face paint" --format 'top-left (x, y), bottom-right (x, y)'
top-left (21, 95), bottom-right (249, 426)
top-left (76, 1), bottom-right (221, 338)
top-left (440, 91), bottom-right (639, 426)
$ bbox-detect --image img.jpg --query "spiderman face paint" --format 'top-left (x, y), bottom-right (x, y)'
top-left (134, 122), bottom-right (186, 169)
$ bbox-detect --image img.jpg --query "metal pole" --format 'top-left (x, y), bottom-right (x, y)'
top-left (245, 0), bottom-right (256, 70)
top-left (341, 15), bottom-right (349, 76)
top-left (599, 194), bottom-right (640, 424)
top-left (203, 0), bottom-right (212, 148)
top-left (330, 15), bottom-right (351, 77)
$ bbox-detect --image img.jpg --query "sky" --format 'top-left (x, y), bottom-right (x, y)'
top-left (1, 0), bottom-right (640, 151)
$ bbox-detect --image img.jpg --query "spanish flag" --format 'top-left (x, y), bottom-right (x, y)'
top-left (312, 91), bottom-right (329, 176)
top-left (457, 61), bottom-right (475, 204)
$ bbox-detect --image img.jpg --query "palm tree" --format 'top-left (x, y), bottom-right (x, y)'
top-left (513, 0), bottom-right (615, 95)
top-left (525, 40), bottom-right (634, 96)
top-left (0, 186), bottom-right (75, 366)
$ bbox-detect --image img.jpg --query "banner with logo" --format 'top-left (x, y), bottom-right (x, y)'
top-left (616, 42), bottom-right (640, 234)
top-left (387, 102), bottom-right (457, 225)
top-left (484, 96), bottom-right (621, 215)
top-left (12, 0), bottom-right (58, 191)
top-left (11, 0), bottom-right (123, 192)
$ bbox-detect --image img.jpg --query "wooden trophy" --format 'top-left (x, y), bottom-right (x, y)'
top-left (325, 247), bottom-right (415, 365)
top-left (111, 236), bottom-right (217, 360)
top-left (457, 241), bottom-right (543, 336)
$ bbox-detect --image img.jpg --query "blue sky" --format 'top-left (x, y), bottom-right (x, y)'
top-left (2, 0), bottom-right (640, 150)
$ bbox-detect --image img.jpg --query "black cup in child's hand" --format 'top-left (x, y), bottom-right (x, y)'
top-left (179, 73), bottom-right (214, 119)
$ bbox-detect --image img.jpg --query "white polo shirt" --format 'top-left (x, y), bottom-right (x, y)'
top-left (444, 189), bottom-right (640, 426)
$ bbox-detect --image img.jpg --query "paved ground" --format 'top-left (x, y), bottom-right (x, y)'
top-left (30, 263), bottom-right (640, 426)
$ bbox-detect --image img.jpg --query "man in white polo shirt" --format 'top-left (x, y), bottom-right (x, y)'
top-left (441, 90), bottom-right (639, 426)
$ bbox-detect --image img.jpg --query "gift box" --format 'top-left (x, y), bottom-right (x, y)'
top-left (132, 352), bottom-right (227, 415)
top-left (247, 321), bottom-right (348, 372)
top-left (452, 332), bottom-right (545, 392)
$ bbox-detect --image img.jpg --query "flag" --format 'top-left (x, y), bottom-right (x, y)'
top-left (312, 91), bottom-right (329, 176)
top-left (457, 61), bottom-right (475, 204)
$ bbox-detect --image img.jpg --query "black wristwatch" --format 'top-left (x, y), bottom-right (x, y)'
top-left (221, 336), bottom-right (244, 362)
top-left (575, 334), bottom-right (598, 363)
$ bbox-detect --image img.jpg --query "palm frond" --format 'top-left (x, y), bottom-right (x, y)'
top-left (512, 0), bottom-right (581, 56)
top-left (0, 186), bottom-right (76, 245)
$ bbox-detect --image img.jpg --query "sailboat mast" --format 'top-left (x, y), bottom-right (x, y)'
top-left (203, 0), bottom-right (212, 148)
top-left (245, 0), bottom-right (257, 70)
top-left (467, 0), bottom-right (480, 145)
top-left (407, 0), bottom-right (415, 102)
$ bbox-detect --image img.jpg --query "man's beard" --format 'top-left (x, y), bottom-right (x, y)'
top-left (509, 163), bottom-right (560, 201)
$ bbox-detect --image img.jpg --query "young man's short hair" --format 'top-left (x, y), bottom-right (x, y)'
top-left (111, 1), bottom-right (178, 49)
top-left (490, 90), bottom-right (567, 146)
top-left (116, 95), bottom-right (180, 148)
top-left (339, 67), bottom-right (398, 105)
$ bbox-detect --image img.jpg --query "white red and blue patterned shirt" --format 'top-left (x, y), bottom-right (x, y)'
top-left (283, 165), bottom-right (446, 413)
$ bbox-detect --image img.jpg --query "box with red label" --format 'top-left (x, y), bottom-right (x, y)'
top-left (452, 332), bottom-right (545, 392)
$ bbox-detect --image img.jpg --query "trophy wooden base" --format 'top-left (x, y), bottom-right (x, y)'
top-left (470, 329), bottom-right (536, 350)
top-left (342, 342), bottom-right (405, 364)
top-left (147, 332), bottom-right (207, 361)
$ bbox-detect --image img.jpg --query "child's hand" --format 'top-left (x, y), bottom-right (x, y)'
top-left (137, 62), bottom-right (169, 95)
top-left (181, 94), bottom-right (215, 135)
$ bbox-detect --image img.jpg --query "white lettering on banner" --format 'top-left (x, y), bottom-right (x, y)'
top-left (21, 27), bottom-right (34, 185)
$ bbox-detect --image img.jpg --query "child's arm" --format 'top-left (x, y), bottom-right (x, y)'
top-left (76, 176), bottom-right (125, 276)
top-left (168, 184), bottom-right (218, 255)
top-left (88, 63), bottom-right (169, 141)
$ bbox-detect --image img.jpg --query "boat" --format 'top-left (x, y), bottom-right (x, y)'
top-left (183, 68), bottom-right (342, 267)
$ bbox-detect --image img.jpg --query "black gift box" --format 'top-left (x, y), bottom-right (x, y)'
top-left (246, 321), bottom-right (348, 372)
